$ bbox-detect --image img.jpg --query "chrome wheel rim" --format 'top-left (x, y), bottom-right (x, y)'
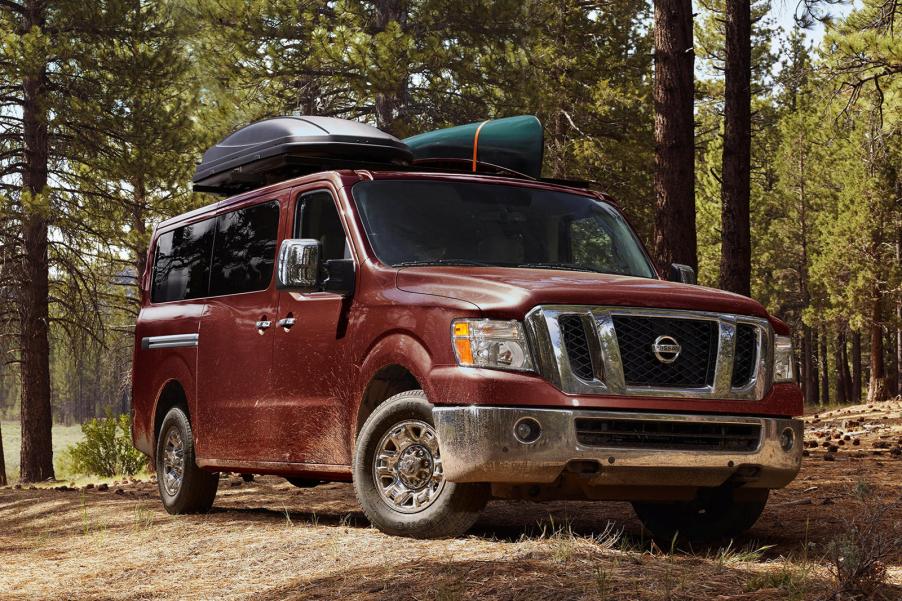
top-left (373, 419), bottom-right (445, 514)
top-left (161, 426), bottom-right (185, 497)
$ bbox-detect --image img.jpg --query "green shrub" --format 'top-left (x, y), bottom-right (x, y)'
top-left (68, 413), bottom-right (147, 477)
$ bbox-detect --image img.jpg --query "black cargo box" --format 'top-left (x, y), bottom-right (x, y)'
top-left (192, 116), bottom-right (413, 194)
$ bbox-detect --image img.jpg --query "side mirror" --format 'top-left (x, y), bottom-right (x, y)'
top-left (277, 239), bottom-right (320, 290)
top-left (668, 263), bottom-right (697, 285)
top-left (323, 259), bottom-right (356, 296)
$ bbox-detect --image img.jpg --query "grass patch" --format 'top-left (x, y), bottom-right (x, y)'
top-left (745, 562), bottom-right (812, 600)
top-left (1, 420), bottom-right (85, 482)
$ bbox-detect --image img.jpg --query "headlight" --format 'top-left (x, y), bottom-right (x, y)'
top-left (452, 319), bottom-right (534, 372)
top-left (773, 334), bottom-right (795, 383)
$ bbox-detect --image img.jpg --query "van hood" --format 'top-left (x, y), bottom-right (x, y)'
top-left (396, 266), bottom-right (769, 318)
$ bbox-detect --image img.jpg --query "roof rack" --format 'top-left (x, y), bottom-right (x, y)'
top-left (192, 116), bottom-right (412, 194)
top-left (192, 114), bottom-right (599, 195)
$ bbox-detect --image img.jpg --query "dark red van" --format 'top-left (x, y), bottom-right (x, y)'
top-left (132, 117), bottom-right (803, 540)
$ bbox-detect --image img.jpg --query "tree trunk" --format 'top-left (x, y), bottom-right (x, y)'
top-left (811, 328), bottom-right (820, 404)
top-left (372, 0), bottom-right (409, 135)
top-left (896, 233), bottom-right (901, 397)
top-left (0, 421), bottom-right (6, 486)
top-left (835, 330), bottom-right (848, 405)
top-left (652, 0), bottom-right (696, 272)
top-left (719, 0), bottom-right (752, 296)
top-left (18, 0), bottom-right (55, 483)
top-left (842, 329), bottom-right (854, 402)
top-left (131, 177), bottom-right (149, 304)
top-left (851, 329), bottom-right (862, 403)
top-left (819, 327), bottom-right (830, 405)
top-left (801, 324), bottom-right (818, 404)
top-left (887, 326), bottom-right (899, 399)
top-left (867, 298), bottom-right (888, 402)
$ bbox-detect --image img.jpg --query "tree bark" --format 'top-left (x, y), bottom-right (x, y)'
top-left (18, 0), bottom-right (55, 483)
top-left (0, 421), bottom-right (6, 486)
top-left (652, 0), bottom-right (696, 272)
top-left (867, 298), bottom-right (888, 402)
top-left (895, 231), bottom-right (901, 396)
top-left (801, 325), bottom-right (817, 404)
top-left (835, 330), bottom-right (848, 405)
top-left (131, 176), bottom-right (149, 302)
top-left (842, 329), bottom-right (854, 402)
top-left (887, 326), bottom-right (899, 399)
top-left (811, 328), bottom-right (820, 404)
top-left (851, 329), bottom-right (862, 403)
top-left (819, 327), bottom-right (830, 405)
top-left (719, 0), bottom-right (752, 296)
top-left (371, 0), bottom-right (409, 135)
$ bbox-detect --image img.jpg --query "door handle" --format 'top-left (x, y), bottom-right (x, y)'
top-left (277, 317), bottom-right (296, 329)
top-left (256, 319), bottom-right (272, 332)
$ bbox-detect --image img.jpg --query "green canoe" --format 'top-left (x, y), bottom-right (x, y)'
top-left (403, 115), bottom-right (544, 179)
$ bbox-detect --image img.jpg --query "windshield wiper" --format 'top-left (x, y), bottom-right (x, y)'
top-left (515, 262), bottom-right (605, 273)
top-left (393, 259), bottom-right (494, 268)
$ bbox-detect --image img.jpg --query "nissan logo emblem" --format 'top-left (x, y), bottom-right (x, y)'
top-left (652, 335), bottom-right (681, 364)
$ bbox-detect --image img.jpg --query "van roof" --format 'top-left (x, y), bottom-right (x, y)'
top-left (158, 169), bottom-right (613, 231)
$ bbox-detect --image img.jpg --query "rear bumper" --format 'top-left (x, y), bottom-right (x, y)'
top-left (432, 407), bottom-right (802, 489)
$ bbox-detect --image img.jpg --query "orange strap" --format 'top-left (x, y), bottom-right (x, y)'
top-left (472, 120), bottom-right (490, 172)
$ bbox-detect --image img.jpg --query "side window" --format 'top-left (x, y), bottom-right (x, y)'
top-left (295, 191), bottom-right (348, 262)
top-left (151, 218), bottom-right (215, 303)
top-left (210, 202), bottom-right (280, 296)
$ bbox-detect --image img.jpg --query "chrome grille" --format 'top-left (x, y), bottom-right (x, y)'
top-left (525, 306), bottom-right (773, 400)
top-left (731, 324), bottom-right (758, 388)
top-left (559, 315), bottom-right (595, 381)
top-left (575, 417), bottom-right (762, 452)
top-left (612, 315), bottom-right (718, 388)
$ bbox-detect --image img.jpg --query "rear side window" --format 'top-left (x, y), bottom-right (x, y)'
top-left (151, 218), bottom-right (216, 303)
top-left (210, 202), bottom-right (280, 296)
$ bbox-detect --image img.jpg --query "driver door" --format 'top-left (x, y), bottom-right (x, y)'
top-left (270, 187), bottom-right (355, 465)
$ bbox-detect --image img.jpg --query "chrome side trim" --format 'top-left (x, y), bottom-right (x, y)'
top-left (525, 305), bottom-right (773, 400)
top-left (141, 333), bottom-right (199, 350)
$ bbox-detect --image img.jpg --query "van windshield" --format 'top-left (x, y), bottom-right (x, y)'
top-left (352, 179), bottom-right (656, 278)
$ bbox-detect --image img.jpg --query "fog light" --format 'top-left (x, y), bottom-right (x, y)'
top-left (513, 417), bottom-right (541, 444)
top-left (780, 427), bottom-right (795, 452)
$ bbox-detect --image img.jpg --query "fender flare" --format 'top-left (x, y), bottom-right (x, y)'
top-left (352, 331), bottom-right (437, 435)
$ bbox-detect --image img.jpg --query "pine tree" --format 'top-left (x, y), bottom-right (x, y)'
top-left (0, 0), bottom-right (210, 480)
top-left (719, 0), bottom-right (752, 296)
top-left (652, 0), bottom-right (697, 272)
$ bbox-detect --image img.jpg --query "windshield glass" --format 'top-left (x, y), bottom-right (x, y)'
top-left (352, 180), bottom-right (656, 278)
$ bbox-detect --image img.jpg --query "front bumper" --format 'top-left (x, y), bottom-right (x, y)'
top-left (432, 407), bottom-right (803, 489)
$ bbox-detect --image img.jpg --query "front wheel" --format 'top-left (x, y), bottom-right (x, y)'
top-left (632, 488), bottom-right (769, 543)
top-left (156, 407), bottom-right (219, 514)
top-left (352, 390), bottom-right (488, 538)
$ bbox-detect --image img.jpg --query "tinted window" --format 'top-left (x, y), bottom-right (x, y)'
top-left (352, 180), bottom-right (655, 278)
top-left (295, 191), bottom-right (348, 262)
top-left (210, 202), bottom-right (280, 296)
top-left (151, 218), bottom-right (215, 303)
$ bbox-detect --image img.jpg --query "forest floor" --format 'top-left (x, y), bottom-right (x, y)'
top-left (2, 401), bottom-right (901, 601)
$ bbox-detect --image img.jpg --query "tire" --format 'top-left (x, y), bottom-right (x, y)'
top-left (632, 488), bottom-right (769, 543)
top-left (155, 407), bottom-right (219, 514)
top-left (352, 390), bottom-right (489, 538)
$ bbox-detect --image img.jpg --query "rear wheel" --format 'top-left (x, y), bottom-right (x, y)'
top-left (632, 488), bottom-right (769, 543)
top-left (156, 407), bottom-right (219, 514)
top-left (353, 390), bottom-right (488, 538)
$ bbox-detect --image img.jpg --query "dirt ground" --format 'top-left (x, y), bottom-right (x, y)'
top-left (2, 401), bottom-right (901, 601)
